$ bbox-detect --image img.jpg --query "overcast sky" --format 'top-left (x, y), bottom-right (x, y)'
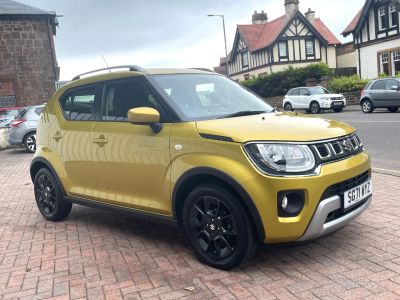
top-left (26, 0), bottom-right (365, 81)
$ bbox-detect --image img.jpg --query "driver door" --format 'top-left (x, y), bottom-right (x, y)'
top-left (91, 77), bottom-right (172, 215)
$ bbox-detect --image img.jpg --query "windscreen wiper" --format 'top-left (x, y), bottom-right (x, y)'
top-left (219, 110), bottom-right (267, 119)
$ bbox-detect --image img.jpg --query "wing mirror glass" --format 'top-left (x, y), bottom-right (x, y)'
top-left (127, 107), bottom-right (163, 133)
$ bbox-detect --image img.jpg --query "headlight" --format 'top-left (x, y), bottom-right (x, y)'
top-left (321, 97), bottom-right (331, 100)
top-left (245, 143), bottom-right (316, 175)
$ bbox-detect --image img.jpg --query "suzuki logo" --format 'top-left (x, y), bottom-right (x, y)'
top-left (342, 139), bottom-right (353, 152)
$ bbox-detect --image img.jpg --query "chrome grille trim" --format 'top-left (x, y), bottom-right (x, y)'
top-left (313, 134), bottom-right (363, 162)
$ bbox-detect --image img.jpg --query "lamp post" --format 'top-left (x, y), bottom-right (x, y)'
top-left (207, 14), bottom-right (228, 57)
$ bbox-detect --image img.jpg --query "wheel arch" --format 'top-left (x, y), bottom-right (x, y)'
top-left (30, 157), bottom-right (66, 195)
top-left (172, 167), bottom-right (266, 241)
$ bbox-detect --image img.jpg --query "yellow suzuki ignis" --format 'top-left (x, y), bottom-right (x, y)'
top-left (31, 66), bottom-right (372, 269)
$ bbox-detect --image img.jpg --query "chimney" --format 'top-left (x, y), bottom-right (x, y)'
top-left (252, 10), bottom-right (268, 24)
top-left (285, 0), bottom-right (299, 18)
top-left (305, 8), bottom-right (315, 24)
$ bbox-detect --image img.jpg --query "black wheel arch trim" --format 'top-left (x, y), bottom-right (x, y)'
top-left (172, 167), bottom-right (266, 241)
top-left (30, 157), bottom-right (66, 195)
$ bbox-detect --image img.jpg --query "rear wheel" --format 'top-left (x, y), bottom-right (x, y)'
top-left (309, 102), bottom-right (321, 114)
top-left (34, 168), bottom-right (72, 221)
top-left (182, 184), bottom-right (257, 270)
top-left (361, 100), bottom-right (374, 113)
top-left (23, 132), bottom-right (37, 153)
top-left (284, 102), bottom-right (293, 111)
top-left (388, 107), bottom-right (399, 113)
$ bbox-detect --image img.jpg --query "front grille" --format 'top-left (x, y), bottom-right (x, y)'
top-left (321, 171), bottom-right (370, 200)
top-left (331, 97), bottom-right (344, 100)
top-left (312, 134), bottom-right (363, 163)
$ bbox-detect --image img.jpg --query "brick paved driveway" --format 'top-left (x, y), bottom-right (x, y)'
top-left (1, 149), bottom-right (400, 300)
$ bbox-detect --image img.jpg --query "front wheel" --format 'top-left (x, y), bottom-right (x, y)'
top-left (284, 102), bottom-right (293, 111)
top-left (333, 107), bottom-right (343, 113)
top-left (309, 102), bottom-right (321, 114)
top-left (388, 107), bottom-right (399, 113)
top-left (182, 184), bottom-right (257, 270)
top-left (34, 168), bottom-right (72, 221)
top-left (24, 132), bottom-right (37, 153)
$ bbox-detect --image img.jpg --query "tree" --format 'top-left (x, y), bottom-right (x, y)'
top-left (392, 0), bottom-right (400, 11)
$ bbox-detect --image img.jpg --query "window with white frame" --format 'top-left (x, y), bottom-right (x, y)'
top-left (378, 6), bottom-right (388, 30)
top-left (306, 40), bottom-right (314, 57)
top-left (380, 52), bottom-right (390, 75)
top-left (279, 42), bottom-right (288, 59)
top-left (389, 4), bottom-right (399, 28)
top-left (241, 51), bottom-right (249, 69)
top-left (393, 51), bottom-right (400, 76)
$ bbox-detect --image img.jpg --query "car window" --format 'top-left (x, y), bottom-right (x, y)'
top-left (291, 89), bottom-right (300, 96)
top-left (0, 109), bottom-right (19, 118)
top-left (300, 89), bottom-right (310, 96)
top-left (101, 78), bottom-right (161, 122)
top-left (386, 79), bottom-right (399, 90)
top-left (308, 87), bottom-right (331, 95)
top-left (60, 86), bottom-right (97, 121)
top-left (34, 107), bottom-right (43, 116)
top-left (287, 89), bottom-right (293, 96)
top-left (371, 80), bottom-right (386, 90)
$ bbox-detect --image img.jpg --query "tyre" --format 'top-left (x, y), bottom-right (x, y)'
top-left (182, 184), bottom-right (257, 270)
top-left (284, 102), bottom-right (293, 111)
top-left (333, 107), bottom-right (343, 113)
top-left (34, 168), bottom-right (72, 221)
top-left (309, 102), bottom-right (321, 114)
top-left (361, 100), bottom-right (374, 113)
top-left (388, 107), bottom-right (399, 113)
top-left (23, 132), bottom-right (37, 153)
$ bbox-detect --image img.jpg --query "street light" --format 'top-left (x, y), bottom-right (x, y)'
top-left (207, 14), bottom-right (228, 57)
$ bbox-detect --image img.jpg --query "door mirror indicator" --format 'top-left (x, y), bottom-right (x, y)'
top-left (128, 107), bottom-right (163, 133)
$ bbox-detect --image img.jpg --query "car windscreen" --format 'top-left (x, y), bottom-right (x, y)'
top-left (151, 74), bottom-right (273, 121)
top-left (308, 87), bottom-right (331, 95)
top-left (0, 109), bottom-right (20, 118)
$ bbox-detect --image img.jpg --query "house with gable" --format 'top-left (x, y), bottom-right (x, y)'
top-left (220, 0), bottom-right (341, 81)
top-left (342, 0), bottom-right (400, 78)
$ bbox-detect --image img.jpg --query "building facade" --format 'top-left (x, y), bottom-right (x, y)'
top-left (221, 0), bottom-right (341, 81)
top-left (342, 0), bottom-right (400, 79)
top-left (0, 0), bottom-right (59, 108)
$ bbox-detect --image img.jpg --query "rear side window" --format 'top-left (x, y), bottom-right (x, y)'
top-left (364, 81), bottom-right (373, 90)
top-left (291, 89), bottom-right (300, 96)
top-left (287, 89), bottom-right (293, 96)
top-left (34, 107), bottom-right (43, 116)
top-left (300, 88), bottom-right (310, 96)
top-left (371, 80), bottom-right (386, 90)
top-left (386, 79), bottom-right (399, 90)
top-left (60, 86), bottom-right (97, 121)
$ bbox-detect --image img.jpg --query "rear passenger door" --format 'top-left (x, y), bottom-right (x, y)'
top-left (369, 80), bottom-right (387, 107)
top-left (298, 88), bottom-right (311, 109)
top-left (385, 79), bottom-right (400, 106)
top-left (58, 85), bottom-right (100, 199)
top-left (290, 88), bottom-right (300, 108)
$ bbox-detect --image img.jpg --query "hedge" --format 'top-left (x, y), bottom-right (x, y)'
top-left (241, 63), bottom-right (332, 98)
top-left (327, 75), bottom-right (370, 93)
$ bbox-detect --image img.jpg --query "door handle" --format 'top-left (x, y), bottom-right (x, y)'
top-left (93, 135), bottom-right (108, 145)
top-left (52, 132), bottom-right (62, 142)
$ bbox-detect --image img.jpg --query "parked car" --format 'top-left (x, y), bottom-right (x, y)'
top-left (0, 106), bottom-right (23, 127)
top-left (360, 78), bottom-right (400, 113)
top-left (30, 66), bottom-right (371, 270)
top-left (283, 86), bottom-right (347, 114)
top-left (8, 105), bottom-right (45, 153)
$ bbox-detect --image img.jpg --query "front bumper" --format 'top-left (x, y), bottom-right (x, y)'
top-left (297, 195), bottom-right (371, 242)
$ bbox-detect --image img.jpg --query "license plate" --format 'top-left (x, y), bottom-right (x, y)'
top-left (344, 180), bottom-right (372, 210)
top-left (334, 101), bottom-right (343, 106)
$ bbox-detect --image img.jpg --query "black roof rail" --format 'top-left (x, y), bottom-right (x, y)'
top-left (72, 65), bottom-right (146, 81)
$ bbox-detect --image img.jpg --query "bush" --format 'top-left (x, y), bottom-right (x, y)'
top-left (327, 75), bottom-right (370, 93)
top-left (241, 63), bottom-right (332, 97)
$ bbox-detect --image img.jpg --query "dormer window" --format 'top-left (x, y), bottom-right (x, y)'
top-left (241, 51), bottom-right (249, 69)
top-left (279, 42), bottom-right (288, 59)
top-left (378, 6), bottom-right (388, 31)
top-left (389, 4), bottom-right (398, 28)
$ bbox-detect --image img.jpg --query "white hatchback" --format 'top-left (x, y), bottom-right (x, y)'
top-left (283, 86), bottom-right (346, 114)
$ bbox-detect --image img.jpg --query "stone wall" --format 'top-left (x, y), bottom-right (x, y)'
top-left (264, 91), bottom-right (362, 108)
top-left (0, 18), bottom-right (58, 107)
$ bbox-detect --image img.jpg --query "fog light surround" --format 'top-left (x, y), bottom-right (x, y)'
top-left (278, 191), bottom-right (305, 217)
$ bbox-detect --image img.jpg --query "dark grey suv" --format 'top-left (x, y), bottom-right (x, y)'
top-left (360, 78), bottom-right (400, 113)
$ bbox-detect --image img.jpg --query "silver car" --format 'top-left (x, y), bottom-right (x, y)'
top-left (8, 105), bottom-right (44, 153)
top-left (360, 78), bottom-right (400, 113)
top-left (0, 107), bottom-right (23, 127)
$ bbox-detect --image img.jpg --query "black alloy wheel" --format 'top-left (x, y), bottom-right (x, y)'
top-left (183, 184), bottom-right (256, 270)
top-left (310, 102), bottom-right (321, 114)
top-left (24, 132), bottom-right (37, 153)
top-left (284, 103), bottom-right (293, 111)
top-left (34, 168), bottom-right (72, 221)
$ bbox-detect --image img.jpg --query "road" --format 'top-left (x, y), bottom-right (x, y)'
top-left (315, 107), bottom-right (400, 173)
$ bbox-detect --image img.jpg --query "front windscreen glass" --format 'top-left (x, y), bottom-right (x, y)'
top-left (151, 74), bottom-right (273, 121)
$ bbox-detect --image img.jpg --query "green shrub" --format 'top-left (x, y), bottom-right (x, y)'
top-left (327, 75), bottom-right (369, 93)
top-left (379, 73), bottom-right (390, 78)
top-left (241, 63), bottom-right (332, 97)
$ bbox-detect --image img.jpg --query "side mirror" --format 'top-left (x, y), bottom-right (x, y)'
top-left (127, 107), bottom-right (163, 133)
top-left (391, 85), bottom-right (399, 91)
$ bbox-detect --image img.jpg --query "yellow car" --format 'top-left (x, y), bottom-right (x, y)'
top-left (30, 66), bottom-right (372, 269)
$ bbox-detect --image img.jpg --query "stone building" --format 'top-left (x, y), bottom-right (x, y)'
top-left (0, 0), bottom-right (59, 108)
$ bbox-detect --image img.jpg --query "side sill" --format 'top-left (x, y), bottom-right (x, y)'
top-left (65, 196), bottom-right (178, 227)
